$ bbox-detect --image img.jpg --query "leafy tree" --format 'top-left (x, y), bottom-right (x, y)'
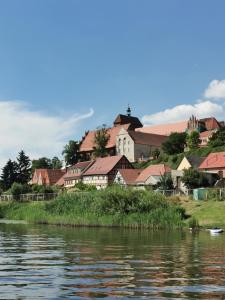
top-left (32, 157), bottom-right (52, 171)
top-left (0, 159), bottom-right (18, 191)
top-left (152, 148), bottom-right (160, 160)
top-left (62, 140), bottom-right (80, 166)
top-left (93, 126), bottom-right (110, 158)
top-left (51, 157), bottom-right (63, 169)
top-left (162, 132), bottom-right (187, 155)
top-left (186, 131), bottom-right (200, 150)
top-left (10, 182), bottom-right (31, 201)
top-left (182, 168), bottom-right (209, 189)
top-left (208, 128), bottom-right (225, 147)
top-left (17, 150), bottom-right (31, 184)
top-left (157, 174), bottom-right (174, 190)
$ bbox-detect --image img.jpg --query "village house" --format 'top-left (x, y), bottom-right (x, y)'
top-left (199, 152), bottom-right (225, 178)
top-left (114, 169), bottom-right (141, 186)
top-left (172, 156), bottom-right (205, 192)
top-left (82, 155), bottom-right (133, 189)
top-left (63, 161), bottom-right (94, 188)
top-left (116, 128), bottom-right (167, 162)
top-left (135, 164), bottom-right (171, 186)
top-left (31, 169), bottom-right (65, 186)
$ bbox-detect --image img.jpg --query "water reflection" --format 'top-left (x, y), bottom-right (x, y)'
top-left (0, 223), bottom-right (225, 299)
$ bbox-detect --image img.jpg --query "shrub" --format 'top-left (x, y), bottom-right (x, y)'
top-left (10, 183), bottom-right (32, 200)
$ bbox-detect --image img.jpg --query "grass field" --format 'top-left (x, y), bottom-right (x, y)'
top-left (180, 198), bottom-right (225, 227)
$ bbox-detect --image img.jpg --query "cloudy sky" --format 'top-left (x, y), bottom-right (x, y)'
top-left (0, 0), bottom-right (225, 167)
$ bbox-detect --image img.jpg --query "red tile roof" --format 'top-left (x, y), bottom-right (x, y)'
top-left (199, 152), bottom-right (225, 169)
top-left (32, 169), bottom-right (65, 185)
top-left (199, 130), bottom-right (213, 138)
top-left (79, 124), bottom-right (130, 152)
top-left (83, 155), bottom-right (128, 176)
top-left (128, 131), bottom-right (167, 146)
top-left (117, 169), bottom-right (141, 185)
top-left (136, 164), bottom-right (171, 183)
top-left (137, 121), bottom-right (188, 136)
top-left (64, 161), bottom-right (94, 180)
top-left (200, 117), bottom-right (221, 131)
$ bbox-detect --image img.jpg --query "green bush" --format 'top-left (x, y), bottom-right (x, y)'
top-left (10, 183), bottom-right (32, 200)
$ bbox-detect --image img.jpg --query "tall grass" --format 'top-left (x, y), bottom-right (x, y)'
top-left (0, 186), bottom-right (186, 229)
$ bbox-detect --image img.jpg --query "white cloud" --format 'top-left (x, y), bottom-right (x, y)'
top-left (0, 101), bottom-right (94, 168)
top-left (204, 79), bottom-right (225, 99)
top-left (142, 101), bottom-right (224, 125)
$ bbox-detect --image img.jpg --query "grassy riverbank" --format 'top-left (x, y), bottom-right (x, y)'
top-left (181, 198), bottom-right (225, 228)
top-left (0, 187), bottom-right (185, 229)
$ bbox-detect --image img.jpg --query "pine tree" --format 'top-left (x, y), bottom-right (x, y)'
top-left (17, 150), bottom-right (31, 184)
top-left (0, 159), bottom-right (18, 190)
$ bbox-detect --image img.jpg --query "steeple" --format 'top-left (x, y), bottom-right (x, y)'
top-left (126, 104), bottom-right (131, 117)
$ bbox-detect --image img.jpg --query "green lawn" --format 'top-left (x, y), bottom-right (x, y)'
top-left (181, 198), bottom-right (225, 227)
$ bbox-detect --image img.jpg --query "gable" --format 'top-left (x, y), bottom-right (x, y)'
top-left (177, 157), bottom-right (191, 171)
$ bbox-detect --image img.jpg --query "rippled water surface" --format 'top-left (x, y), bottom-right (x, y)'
top-left (0, 222), bottom-right (225, 299)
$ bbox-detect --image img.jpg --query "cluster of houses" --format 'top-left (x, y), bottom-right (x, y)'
top-left (31, 108), bottom-right (225, 191)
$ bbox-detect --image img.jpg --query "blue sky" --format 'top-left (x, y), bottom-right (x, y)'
top-left (0, 0), bottom-right (225, 165)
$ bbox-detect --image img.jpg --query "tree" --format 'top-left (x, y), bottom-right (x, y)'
top-left (152, 148), bottom-right (160, 160)
top-left (0, 159), bottom-right (18, 191)
top-left (62, 140), bottom-right (80, 166)
top-left (32, 157), bottom-right (52, 171)
top-left (17, 150), bottom-right (31, 184)
top-left (182, 168), bottom-right (209, 189)
top-left (93, 126), bottom-right (110, 158)
top-left (186, 131), bottom-right (200, 150)
top-left (157, 174), bottom-right (174, 190)
top-left (162, 132), bottom-right (187, 155)
top-left (10, 182), bottom-right (31, 201)
top-left (208, 128), bottom-right (225, 147)
top-left (51, 157), bottom-right (63, 169)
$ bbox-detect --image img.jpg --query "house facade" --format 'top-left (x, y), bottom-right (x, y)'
top-left (82, 155), bottom-right (133, 189)
top-left (199, 152), bottom-right (225, 178)
top-left (114, 169), bottom-right (141, 186)
top-left (63, 161), bottom-right (93, 188)
top-left (116, 128), bottom-right (167, 162)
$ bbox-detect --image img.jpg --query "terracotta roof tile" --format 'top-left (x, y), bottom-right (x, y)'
top-left (200, 117), bottom-right (221, 131)
top-left (79, 124), bottom-right (130, 152)
top-left (199, 152), bottom-right (225, 169)
top-left (137, 121), bottom-right (188, 136)
top-left (83, 155), bottom-right (129, 176)
top-left (32, 169), bottom-right (65, 185)
top-left (136, 164), bottom-right (171, 183)
top-left (117, 169), bottom-right (141, 185)
top-left (128, 131), bottom-right (167, 146)
top-left (199, 130), bottom-right (213, 138)
top-left (64, 161), bottom-right (94, 180)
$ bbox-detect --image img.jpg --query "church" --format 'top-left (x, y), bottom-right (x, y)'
top-left (79, 107), bottom-right (167, 162)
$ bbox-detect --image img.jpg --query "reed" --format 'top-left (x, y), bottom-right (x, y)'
top-left (0, 186), bottom-right (185, 229)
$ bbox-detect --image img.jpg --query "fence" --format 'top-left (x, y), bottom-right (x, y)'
top-left (0, 193), bottom-right (58, 202)
top-left (156, 188), bottom-right (225, 200)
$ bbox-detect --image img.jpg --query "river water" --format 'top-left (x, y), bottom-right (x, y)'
top-left (0, 221), bottom-right (225, 299)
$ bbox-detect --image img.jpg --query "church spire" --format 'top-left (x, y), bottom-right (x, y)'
top-left (126, 104), bottom-right (131, 117)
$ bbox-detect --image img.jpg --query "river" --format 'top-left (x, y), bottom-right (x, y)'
top-left (0, 221), bottom-right (225, 299)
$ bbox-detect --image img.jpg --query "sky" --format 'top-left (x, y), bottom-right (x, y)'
top-left (0, 0), bottom-right (225, 167)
